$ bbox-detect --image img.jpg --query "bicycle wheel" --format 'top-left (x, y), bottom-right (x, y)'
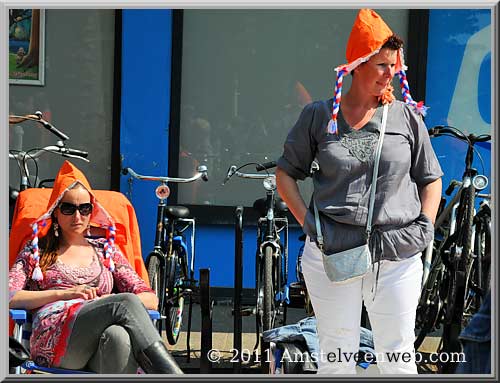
top-left (165, 249), bottom-right (186, 345)
top-left (146, 252), bottom-right (164, 334)
top-left (414, 255), bottom-right (445, 350)
top-left (277, 247), bottom-right (287, 326)
top-left (458, 186), bottom-right (475, 262)
top-left (462, 259), bottom-right (480, 327)
top-left (463, 215), bottom-right (491, 327)
top-left (262, 246), bottom-right (275, 332)
top-left (441, 186), bottom-right (475, 373)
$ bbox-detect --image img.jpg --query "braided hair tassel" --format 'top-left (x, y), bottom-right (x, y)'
top-left (103, 226), bottom-right (116, 272)
top-left (31, 222), bottom-right (44, 281)
top-left (397, 69), bottom-right (428, 117)
top-left (328, 67), bottom-right (348, 134)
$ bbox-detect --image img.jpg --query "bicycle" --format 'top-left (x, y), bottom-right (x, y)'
top-left (223, 161), bottom-right (289, 344)
top-left (288, 233), bottom-right (314, 316)
top-left (121, 165), bottom-right (208, 345)
top-left (414, 125), bottom-right (490, 373)
top-left (462, 197), bottom-right (491, 326)
top-left (9, 111), bottom-right (89, 225)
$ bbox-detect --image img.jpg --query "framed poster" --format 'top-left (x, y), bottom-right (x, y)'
top-left (9, 9), bottom-right (46, 86)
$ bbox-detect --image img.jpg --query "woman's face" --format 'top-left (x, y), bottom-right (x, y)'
top-left (54, 187), bottom-right (93, 237)
top-left (353, 47), bottom-right (398, 98)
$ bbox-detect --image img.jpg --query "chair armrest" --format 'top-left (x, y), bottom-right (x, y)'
top-left (148, 310), bottom-right (160, 321)
top-left (9, 309), bottom-right (27, 324)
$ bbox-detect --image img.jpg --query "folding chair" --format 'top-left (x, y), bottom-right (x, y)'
top-left (9, 188), bottom-right (156, 375)
top-left (10, 308), bottom-right (160, 374)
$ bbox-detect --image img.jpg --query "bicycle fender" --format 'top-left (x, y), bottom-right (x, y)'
top-left (259, 241), bottom-right (280, 256)
top-left (146, 250), bottom-right (166, 267)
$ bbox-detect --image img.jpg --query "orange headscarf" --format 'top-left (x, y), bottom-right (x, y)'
top-left (9, 161), bottom-right (148, 283)
top-left (328, 9), bottom-right (425, 135)
top-left (342, 9), bottom-right (404, 74)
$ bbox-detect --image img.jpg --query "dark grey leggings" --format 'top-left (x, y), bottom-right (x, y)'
top-left (58, 293), bottom-right (162, 373)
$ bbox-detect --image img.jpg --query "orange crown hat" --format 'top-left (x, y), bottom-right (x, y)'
top-left (327, 9), bottom-right (427, 134)
top-left (29, 160), bottom-right (117, 281)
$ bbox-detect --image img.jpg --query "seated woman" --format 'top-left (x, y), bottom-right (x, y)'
top-left (8, 161), bottom-right (183, 374)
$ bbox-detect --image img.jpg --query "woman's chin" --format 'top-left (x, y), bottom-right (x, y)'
top-left (66, 225), bottom-right (87, 235)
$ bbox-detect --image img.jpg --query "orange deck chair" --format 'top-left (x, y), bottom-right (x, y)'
top-left (9, 187), bottom-right (150, 334)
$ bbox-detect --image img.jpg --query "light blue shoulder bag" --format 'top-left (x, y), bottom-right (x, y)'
top-left (314, 103), bottom-right (388, 282)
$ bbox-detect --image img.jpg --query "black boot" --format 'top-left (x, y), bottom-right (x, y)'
top-left (137, 341), bottom-right (184, 374)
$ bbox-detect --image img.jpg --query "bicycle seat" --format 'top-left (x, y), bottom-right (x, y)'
top-left (253, 198), bottom-right (289, 216)
top-left (275, 199), bottom-right (288, 214)
top-left (165, 206), bottom-right (190, 219)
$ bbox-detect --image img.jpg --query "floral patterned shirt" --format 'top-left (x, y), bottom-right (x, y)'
top-left (8, 238), bottom-right (153, 367)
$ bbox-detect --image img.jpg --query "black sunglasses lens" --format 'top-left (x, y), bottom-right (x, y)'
top-left (59, 202), bottom-right (93, 216)
top-left (59, 203), bottom-right (77, 215)
top-left (79, 203), bottom-right (93, 216)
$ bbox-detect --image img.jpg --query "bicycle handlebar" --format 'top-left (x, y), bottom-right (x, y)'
top-left (234, 170), bottom-right (271, 180)
top-left (122, 165), bottom-right (208, 183)
top-left (9, 111), bottom-right (70, 141)
top-left (9, 145), bottom-right (89, 162)
top-left (223, 163), bottom-right (274, 185)
top-left (255, 160), bottom-right (277, 171)
top-left (445, 180), bottom-right (461, 196)
top-left (428, 125), bottom-right (491, 144)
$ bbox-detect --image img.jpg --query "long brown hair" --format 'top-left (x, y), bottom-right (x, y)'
top-left (38, 222), bottom-right (60, 272)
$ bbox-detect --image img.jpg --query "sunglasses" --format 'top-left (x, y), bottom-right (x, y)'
top-left (58, 202), bottom-right (93, 216)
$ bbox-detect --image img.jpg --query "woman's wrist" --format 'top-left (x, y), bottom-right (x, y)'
top-left (53, 289), bottom-right (63, 301)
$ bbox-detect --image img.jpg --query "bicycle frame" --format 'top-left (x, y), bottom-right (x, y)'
top-left (123, 165), bottom-right (207, 348)
top-left (150, 198), bottom-right (196, 306)
top-left (223, 162), bottom-right (289, 362)
top-left (255, 195), bottom-right (289, 317)
top-left (415, 126), bottom-right (490, 371)
top-left (256, 214), bottom-right (289, 305)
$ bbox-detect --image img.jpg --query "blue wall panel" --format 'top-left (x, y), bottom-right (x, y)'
top-left (425, 9), bottom-right (491, 202)
top-left (120, 10), bottom-right (173, 261)
top-left (194, 225), bottom-right (305, 288)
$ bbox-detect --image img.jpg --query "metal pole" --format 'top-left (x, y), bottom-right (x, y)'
top-left (200, 268), bottom-right (212, 373)
top-left (233, 206), bottom-right (244, 373)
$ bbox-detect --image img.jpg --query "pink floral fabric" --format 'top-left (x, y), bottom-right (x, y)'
top-left (8, 238), bottom-right (153, 367)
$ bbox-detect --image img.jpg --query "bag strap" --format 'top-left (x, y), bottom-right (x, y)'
top-left (313, 201), bottom-right (324, 252)
top-left (366, 103), bottom-right (388, 237)
top-left (313, 103), bottom-right (388, 247)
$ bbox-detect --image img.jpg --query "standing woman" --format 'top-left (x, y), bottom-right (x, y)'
top-left (276, 9), bottom-right (443, 374)
top-left (9, 161), bottom-right (183, 374)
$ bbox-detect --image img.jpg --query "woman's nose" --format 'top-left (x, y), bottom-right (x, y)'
top-left (385, 66), bottom-right (395, 78)
top-left (73, 210), bottom-right (84, 221)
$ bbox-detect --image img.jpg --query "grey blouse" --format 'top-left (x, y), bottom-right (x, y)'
top-left (277, 99), bottom-right (444, 261)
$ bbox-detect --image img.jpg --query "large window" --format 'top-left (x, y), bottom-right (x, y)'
top-left (175, 9), bottom-right (410, 211)
top-left (9, 9), bottom-right (116, 191)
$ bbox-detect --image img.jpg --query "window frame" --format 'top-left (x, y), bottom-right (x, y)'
top-left (167, 9), bottom-right (429, 226)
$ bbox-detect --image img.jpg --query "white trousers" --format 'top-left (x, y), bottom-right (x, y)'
top-left (301, 237), bottom-right (422, 375)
